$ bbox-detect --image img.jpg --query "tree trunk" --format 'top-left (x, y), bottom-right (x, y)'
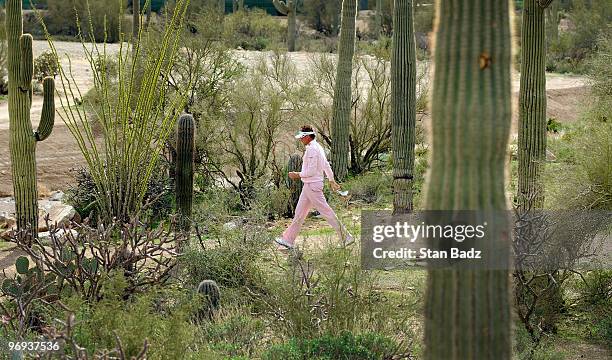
top-left (391, 0), bottom-right (416, 214)
top-left (331, 0), bottom-right (357, 181)
top-left (424, 0), bottom-right (512, 358)
top-left (517, 0), bottom-right (553, 211)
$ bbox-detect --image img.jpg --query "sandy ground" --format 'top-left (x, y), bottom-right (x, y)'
top-left (0, 41), bottom-right (591, 196)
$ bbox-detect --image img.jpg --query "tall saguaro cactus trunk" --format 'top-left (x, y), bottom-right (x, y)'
top-left (424, 1), bottom-right (512, 359)
top-left (391, 0), bottom-right (416, 214)
top-left (6, 0), bottom-right (55, 240)
top-left (330, 0), bottom-right (357, 181)
top-left (517, 0), bottom-right (553, 211)
top-left (272, 0), bottom-right (297, 52)
top-left (285, 154), bottom-right (303, 217)
top-left (175, 114), bottom-right (195, 234)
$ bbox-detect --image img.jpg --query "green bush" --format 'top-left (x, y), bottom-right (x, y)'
top-left (223, 9), bottom-right (284, 50)
top-left (343, 171), bottom-right (393, 205)
top-left (33, 51), bottom-right (59, 83)
top-left (577, 270), bottom-right (612, 306)
top-left (45, 0), bottom-right (127, 42)
top-left (263, 331), bottom-right (406, 360)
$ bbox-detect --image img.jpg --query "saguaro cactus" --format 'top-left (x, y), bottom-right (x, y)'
top-left (6, 0), bottom-right (55, 238)
top-left (391, 0), bottom-right (416, 215)
top-left (424, 1), bottom-right (512, 358)
top-left (330, 0), bottom-right (357, 181)
top-left (175, 114), bottom-right (195, 232)
top-left (272, 0), bottom-right (297, 52)
top-left (285, 153), bottom-right (303, 217)
top-left (517, 0), bottom-right (554, 211)
top-left (196, 279), bottom-right (220, 320)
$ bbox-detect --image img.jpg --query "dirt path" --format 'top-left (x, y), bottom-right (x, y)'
top-left (0, 43), bottom-right (591, 196)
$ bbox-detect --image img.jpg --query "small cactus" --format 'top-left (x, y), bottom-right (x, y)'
top-left (285, 153), bottom-right (303, 217)
top-left (6, 0), bottom-right (56, 239)
top-left (175, 114), bottom-right (195, 232)
top-left (196, 279), bottom-right (220, 320)
top-left (272, 0), bottom-right (297, 52)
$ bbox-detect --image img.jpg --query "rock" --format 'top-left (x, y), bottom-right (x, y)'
top-left (223, 222), bottom-right (237, 231)
top-left (38, 201), bottom-right (76, 231)
top-left (49, 191), bottom-right (65, 202)
top-left (38, 229), bottom-right (79, 244)
top-left (0, 213), bottom-right (16, 230)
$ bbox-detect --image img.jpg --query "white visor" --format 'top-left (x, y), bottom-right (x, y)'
top-left (295, 131), bottom-right (315, 139)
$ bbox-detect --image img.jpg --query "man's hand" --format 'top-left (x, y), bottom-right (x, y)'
top-left (288, 172), bottom-right (301, 180)
top-left (329, 180), bottom-right (341, 192)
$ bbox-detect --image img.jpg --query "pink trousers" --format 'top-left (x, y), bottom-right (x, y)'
top-left (282, 181), bottom-right (349, 244)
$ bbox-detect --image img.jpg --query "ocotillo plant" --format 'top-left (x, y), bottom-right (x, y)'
top-left (391, 0), bottom-right (416, 215)
top-left (196, 279), bottom-right (220, 320)
top-left (6, 0), bottom-right (55, 239)
top-left (286, 153), bottom-right (303, 217)
top-left (272, 0), bottom-right (297, 52)
top-left (330, 0), bottom-right (357, 181)
top-left (176, 114), bottom-right (195, 232)
top-left (517, 0), bottom-right (554, 211)
top-left (424, 0), bottom-right (512, 358)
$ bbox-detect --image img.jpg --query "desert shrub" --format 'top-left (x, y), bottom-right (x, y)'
top-left (45, 0), bottom-right (127, 42)
top-left (546, 0), bottom-right (612, 73)
top-left (513, 325), bottom-right (566, 360)
top-left (301, 0), bottom-right (341, 36)
top-left (33, 51), bottom-right (59, 83)
top-left (200, 305), bottom-right (267, 358)
top-left (223, 8), bottom-right (285, 50)
top-left (343, 171), bottom-right (392, 205)
top-left (59, 275), bottom-right (199, 360)
top-left (577, 270), bottom-right (612, 306)
top-left (66, 164), bottom-right (172, 223)
top-left (178, 227), bottom-right (269, 291)
top-left (263, 331), bottom-right (409, 360)
top-left (307, 53), bottom-right (429, 176)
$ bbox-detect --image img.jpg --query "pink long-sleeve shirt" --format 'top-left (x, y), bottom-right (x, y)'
top-left (299, 140), bottom-right (335, 183)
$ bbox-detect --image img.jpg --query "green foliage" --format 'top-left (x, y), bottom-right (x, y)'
top-left (546, 117), bottom-right (563, 133)
top-left (576, 270), bottom-right (612, 306)
top-left (224, 8), bottom-right (284, 50)
top-left (61, 274), bottom-right (199, 360)
top-left (45, 0), bottom-right (190, 222)
top-left (45, 0), bottom-right (128, 43)
top-left (33, 50), bottom-right (59, 82)
top-left (343, 171), bottom-right (392, 205)
top-left (263, 331), bottom-right (407, 360)
top-left (546, 0), bottom-right (612, 73)
top-left (301, 0), bottom-right (341, 36)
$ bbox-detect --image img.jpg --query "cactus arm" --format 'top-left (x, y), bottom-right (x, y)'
top-left (176, 114), bottom-right (195, 232)
top-left (35, 77), bottom-right (55, 142)
top-left (18, 34), bottom-right (32, 91)
top-left (272, 0), bottom-right (289, 15)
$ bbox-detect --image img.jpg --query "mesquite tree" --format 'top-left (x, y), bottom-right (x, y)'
top-left (391, 0), bottom-right (416, 214)
top-left (272, 0), bottom-right (297, 52)
top-left (424, 1), bottom-right (512, 358)
top-left (330, 0), bottom-right (357, 181)
top-left (6, 0), bottom-right (56, 238)
top-left (517, 0), bottom-right (554, 211)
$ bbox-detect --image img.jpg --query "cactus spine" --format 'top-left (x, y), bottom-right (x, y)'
top-left (391, 0), bottom-right (416, 215)
top-left (175, 114), bottom-right (195, 232)
top-left (517, 0), bottom-right (554, 211)
top-left (330, 0), bottom-right (357, 181)
top-left (424, 1), bottom-right (512, 358)
top-left (196, 279), bottom-right (220, 320)
top-left (272, 0), bottom-right (297, 52)
top-left (6, 0), bottom-right (55, 239)
top-left (286, 153), bottom-right (303, 217)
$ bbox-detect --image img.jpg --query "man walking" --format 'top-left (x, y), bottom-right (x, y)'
top-left (275, 126), bottom-right (354, 250)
